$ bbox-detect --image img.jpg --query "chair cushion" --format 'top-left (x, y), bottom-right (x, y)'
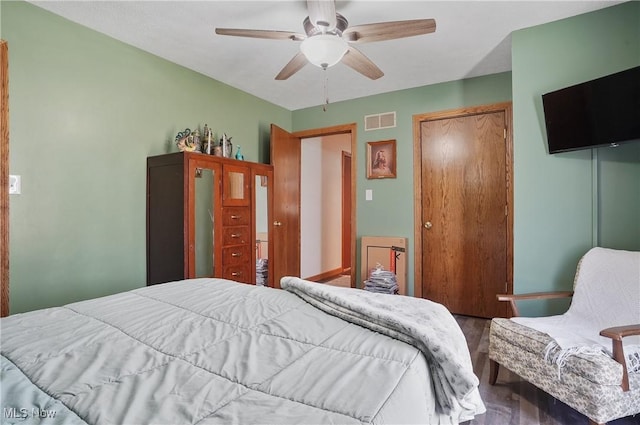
top-left (491, 318), bottom-right (623, 386)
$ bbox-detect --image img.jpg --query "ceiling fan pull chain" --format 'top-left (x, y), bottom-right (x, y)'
top-left (323, 69), bottom-right (329, 112)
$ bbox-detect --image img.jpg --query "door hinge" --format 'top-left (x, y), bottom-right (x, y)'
top-left (505, 205), bottom-right (508, 216)
top-left (503, 128), bottom-right (507, 139)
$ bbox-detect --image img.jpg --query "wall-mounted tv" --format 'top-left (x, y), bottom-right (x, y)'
top-left (542, 66), bottom-right (640, 154)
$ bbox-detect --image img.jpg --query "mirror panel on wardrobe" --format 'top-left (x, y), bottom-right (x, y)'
top-left (255, 173), bottom-right (269, 286)
top-left (194, 167), bottom-right (215, 277)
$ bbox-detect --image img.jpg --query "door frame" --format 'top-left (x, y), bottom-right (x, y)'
top-left (293, 123), bottom-right (357, 288)
top-left (412, 102), bottom-right (514, 300)
top-left (341, 150), bottom-right (352, 275)
top-left (1, 40), bottom-right (9, 317)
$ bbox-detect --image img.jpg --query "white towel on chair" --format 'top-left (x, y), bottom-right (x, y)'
top-left (512, 247), bottom-right (640, 374)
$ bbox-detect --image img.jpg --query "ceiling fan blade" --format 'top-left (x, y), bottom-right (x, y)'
top-left (307, 0), bottom-right (337, 31)
top-left (215, 28), bottom-right (305, 41)
top-left (275, 52), bottom-right (309, 80)
top-left (341, 46), bottom-right (384, 80)
top-left (343, 19), bottom-right (436, 43)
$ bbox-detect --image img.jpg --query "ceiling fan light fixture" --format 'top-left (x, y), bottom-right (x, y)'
top-left (300, 34), bottom-right (348, 69)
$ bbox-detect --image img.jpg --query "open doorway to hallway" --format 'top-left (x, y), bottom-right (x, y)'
top-left (300, 133), bottom-right (352, 282)
top-left (269, 123), bottom-right (356, 288)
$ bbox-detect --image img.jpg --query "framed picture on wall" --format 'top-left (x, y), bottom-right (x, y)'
top-left (366, 139), bottom-right (396, 179)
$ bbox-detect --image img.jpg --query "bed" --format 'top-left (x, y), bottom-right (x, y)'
top-left (1, 277), bottom-right (485, 424)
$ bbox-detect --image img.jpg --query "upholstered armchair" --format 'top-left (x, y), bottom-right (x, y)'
top-left (489, 247), bottom-right (640, 425)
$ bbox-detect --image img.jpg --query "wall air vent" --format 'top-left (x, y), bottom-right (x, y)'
top-left (364, 111), bottom-right (396, 131)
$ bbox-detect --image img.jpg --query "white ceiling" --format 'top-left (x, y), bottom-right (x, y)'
top-left (28, 0), bottom-right (623, 111)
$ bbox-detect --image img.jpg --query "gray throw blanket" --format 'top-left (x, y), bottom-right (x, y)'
top-left (281, 277), bottom-right (483, 415)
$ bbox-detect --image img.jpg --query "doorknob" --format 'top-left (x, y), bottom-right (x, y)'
top-left (424, 221), bottom-right (433, 229)
top-left (273, 221), bottom-right (282, 226)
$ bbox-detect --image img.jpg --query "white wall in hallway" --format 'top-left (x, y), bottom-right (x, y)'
top-left (300, 134), bottom-right (351, 279)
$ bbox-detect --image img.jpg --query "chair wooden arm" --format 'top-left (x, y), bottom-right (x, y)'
top-left (600, 324), bottom-right (640, 392)
top-left (496, 291), bottom-right (574, 317)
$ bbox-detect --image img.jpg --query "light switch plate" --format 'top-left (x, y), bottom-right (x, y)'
top-left (9, 175), bottom-right (21, 194)
top-left (365, 189), bottom-right (373, 201)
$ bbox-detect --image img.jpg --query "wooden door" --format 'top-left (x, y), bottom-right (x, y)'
top-left (419, 107), bottom-right (510, 318)
top-left (270, 124), bottom-right (301, 287)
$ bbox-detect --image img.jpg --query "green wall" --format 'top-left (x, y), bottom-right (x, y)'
top-left (512, 1), bottom-right (640, 315)
top-left (3, 1), bottom-right (291, 313)
top-left (294, 1), bottom-right (640, 306)
top-left (293, 74), bottom-right (513, 292)
top-left (4, 0), bottom-right (639, 315)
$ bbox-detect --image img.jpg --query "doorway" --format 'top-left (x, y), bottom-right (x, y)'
top-left (413, 103), bottom-right (513, 318)
top-left (299, 134), bottom-right (352, 282)
top-left (270, 124), bottom-right (357, 288)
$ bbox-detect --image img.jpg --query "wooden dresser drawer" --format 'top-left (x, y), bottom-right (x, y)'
top-left (222, 245), bottom-right (250, 265)
top-left (222, 264), bottom-right (250, 283)
top-left (222, 207), bottom-right (250, 226)
top-left (222, 226), bottom-right (250, 246)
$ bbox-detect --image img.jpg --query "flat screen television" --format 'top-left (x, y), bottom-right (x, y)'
top-left (542, 66), bottom-right (640, 154)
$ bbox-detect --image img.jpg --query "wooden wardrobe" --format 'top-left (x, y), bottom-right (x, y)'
top-left (146, 152), bottom-right (273, 287)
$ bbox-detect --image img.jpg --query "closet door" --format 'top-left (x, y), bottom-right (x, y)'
top-left (417, 105), bottom-right (512, 318)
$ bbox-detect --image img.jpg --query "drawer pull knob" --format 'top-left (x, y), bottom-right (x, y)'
top-left (231, 234), bottom-right (240, 238)
top-left (231, 215), bottom-right (241, 220)
top-left (231, 272), bottom-right (241, 277)
top-left (231, 252), bottom-right (242, 257)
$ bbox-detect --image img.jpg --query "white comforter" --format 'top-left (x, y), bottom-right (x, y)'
top-left (1, 278), bottom-right (484, 424)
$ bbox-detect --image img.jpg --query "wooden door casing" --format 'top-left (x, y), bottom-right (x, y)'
top-left (341, 151), bottom-right (352, 274)
top-left (413, 103), bottom-right (513, 318)
top-left (1, 40), bottom-right (8, 317)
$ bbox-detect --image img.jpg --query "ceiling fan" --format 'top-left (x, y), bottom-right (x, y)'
top-left (215, 0), bottom-right (436, 81)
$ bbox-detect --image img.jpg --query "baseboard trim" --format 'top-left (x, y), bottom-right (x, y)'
top-left (303, 267), bottom-right (344, 282)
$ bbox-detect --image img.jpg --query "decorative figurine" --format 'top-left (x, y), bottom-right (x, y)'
top-left (221, 133), bottom-right (233, 158)
top-left (176, 128), bottom-right (197, 152)
top-left (235, 145), bottom-right (244, 160)
top-left (191, 129), bottom-right (202, 153)
top-left (203, 124), bottom-right (214, 154)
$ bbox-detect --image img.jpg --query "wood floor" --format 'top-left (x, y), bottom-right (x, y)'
top-left (319, 274), bottom-right (352, 288)
top-left (455, 315), bottom-right (639, 425)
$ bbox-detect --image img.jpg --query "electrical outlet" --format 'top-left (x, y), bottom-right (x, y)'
top-left (9, 175), bottom-right (21, 195)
